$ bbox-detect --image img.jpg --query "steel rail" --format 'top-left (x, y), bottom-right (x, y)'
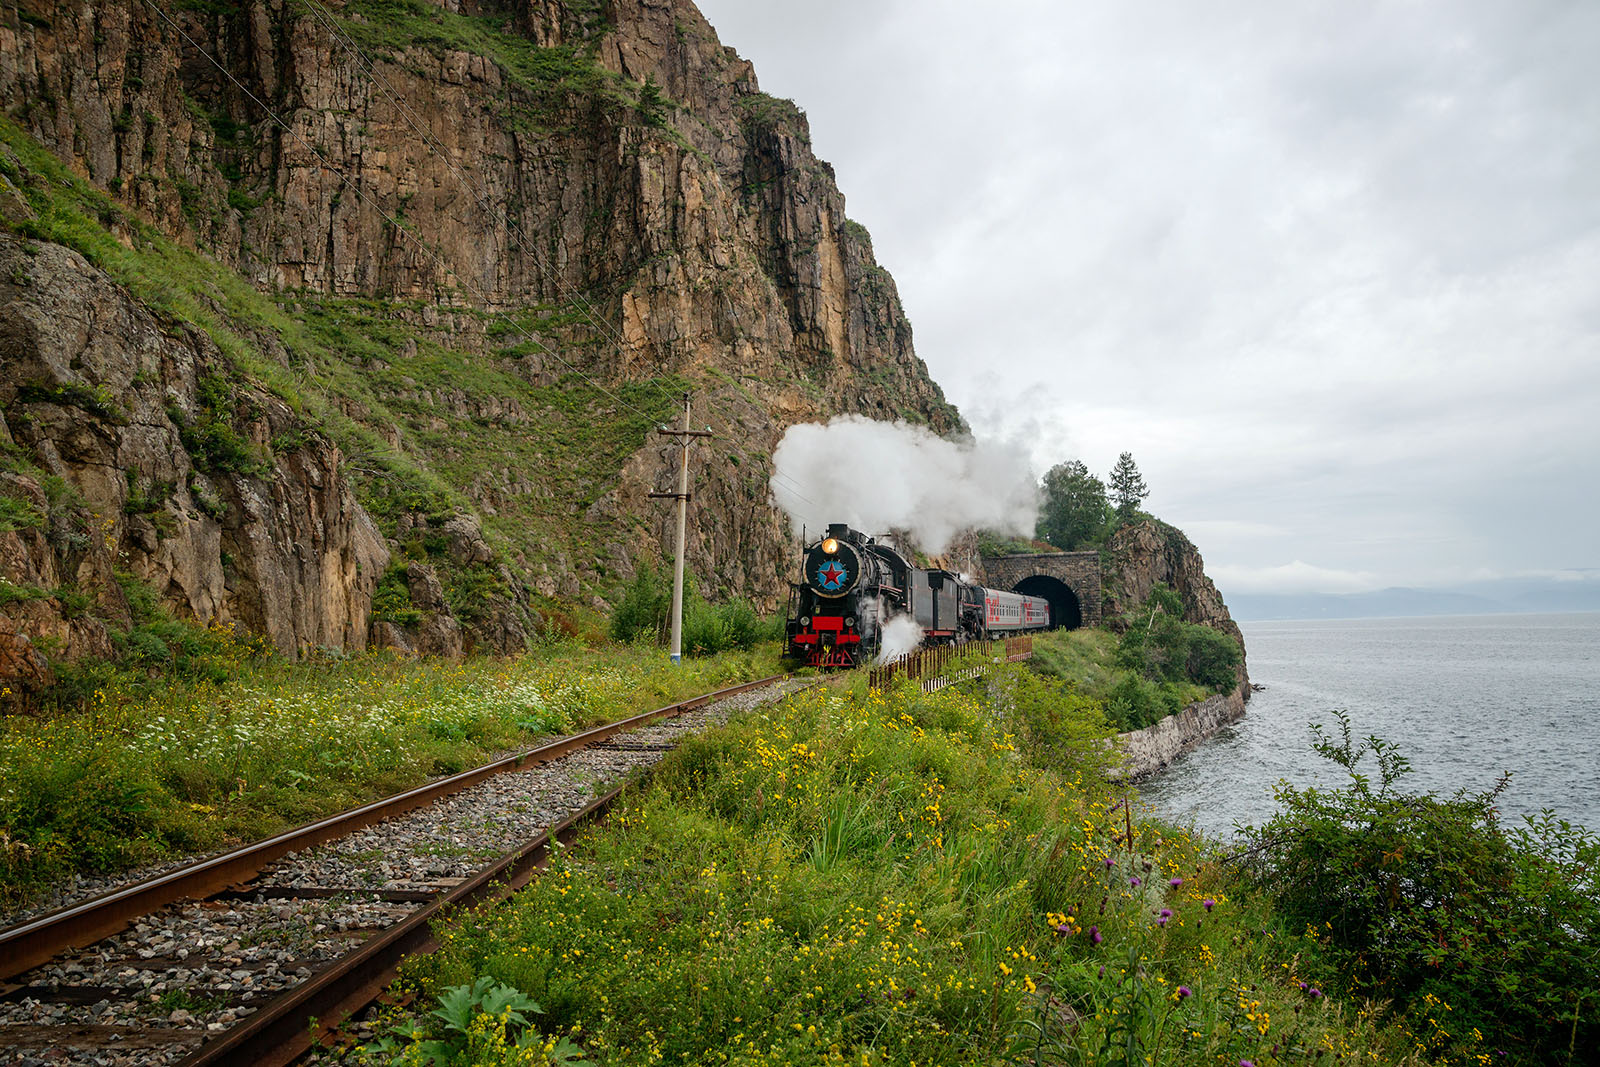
top-left (175, 777), bottom-right (629, 1067)
top-left (0, 673), bottom-right (785, 982)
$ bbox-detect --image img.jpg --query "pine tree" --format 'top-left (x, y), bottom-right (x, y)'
top-left (1108, 452), bottom-right (1149, 521)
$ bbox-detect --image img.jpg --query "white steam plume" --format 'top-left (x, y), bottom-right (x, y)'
top-left (770, 415), bottom-right (1038, 553)
top-left (876, 616), bottom-right (924, 664)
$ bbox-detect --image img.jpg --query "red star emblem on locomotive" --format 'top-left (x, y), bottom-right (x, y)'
top-left (817, 561), bottom-right (846, 589)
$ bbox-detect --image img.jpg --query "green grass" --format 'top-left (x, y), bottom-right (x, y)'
top-left (736, 92), bottom-right (809, 142)
top-left (1029, 627), bottom-right (1210, 731)
top-left (0, 637), bottom-right (781, 911)
top-left (1029, 627), bottom-right (1125, 694)
top-left (332, 0), bottom-right (626, 133)
top-left (363, 666), bottom-right (1431, 1066)
top-left (0, 493), bottom-right (44, 533)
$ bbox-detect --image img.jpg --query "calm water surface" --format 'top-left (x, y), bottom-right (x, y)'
top-left (1138, 613), bottom-right (1600, 838)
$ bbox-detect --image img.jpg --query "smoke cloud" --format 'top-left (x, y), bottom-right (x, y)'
top-left (770, 416), bottom-right (1038, 553)
top-left (877, 615), bottom-right (924, 664)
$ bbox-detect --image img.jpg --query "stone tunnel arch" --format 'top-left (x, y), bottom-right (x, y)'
top-left (1014, 574), bottom-right (1082, 630)
top-left (978, 551), bottom-right (1102, 629)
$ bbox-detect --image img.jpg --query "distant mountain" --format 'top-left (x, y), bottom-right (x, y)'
top-left (1227, 576), bottom-right (1600, 621)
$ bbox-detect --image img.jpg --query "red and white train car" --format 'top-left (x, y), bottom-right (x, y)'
top-left (980, 589), bottom-right (1051, 632)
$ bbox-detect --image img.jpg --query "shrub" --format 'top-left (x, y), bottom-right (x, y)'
top-left (371, 564), bottom-right (422, 626)
top-left (15, 379), bottom-right (124, 422)
top-left (609, 565), bottom-right (767, 657)
top-left (0, 490), bottom-right (44, 532)
top-left (682, 597), bottom-right (769, 657)
top-left (609, 562), bottom-right (670, 644)
top-left (443, 565), bottom-right (509, 627)
top-left (1244, 712), bottom-right (1600, 1065)
top-left (1102, 673), bottom-right (1187, 731)
top-left (1116, 586), bottom-right (1189, 684)
top-left (1184, 624), bottom-right (1242, 691)
top-left (1117, 585), bottom-right (1240, 696)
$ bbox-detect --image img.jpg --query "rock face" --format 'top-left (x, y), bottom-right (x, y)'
top-left (1109, 687), bottom-right (1249, 782)
top-left (1103, 519), bottom-right (1249, 688)
top-left (0, 0), bottom-right (962, 684)
top-left (0, 236), bottom-right (387, 662)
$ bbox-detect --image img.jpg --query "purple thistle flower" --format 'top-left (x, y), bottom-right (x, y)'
top-left (1202, 898), bottom-right (1216, 912)
top-left (1130, 876), bottom-right (1142, 888)
top-left (1309, 987), bottom-right (1322, 998)
top-left (1104, 856), bottom-right (1115, 869)
top-left (1098, 965), bottom-right (1105, 978)
top-left (1158, 907), bottom-right (1173, 926)
top-left (1241, 1061), bottom-right (1255, 1067)
top-left (1089, 925), bottom-right (1103, 945)
top-left (1170, 877), bottom-right (1183, 888)
top-left (1178, 985), bottom-right (1192, 998)
top-left (1055, 923), bottom-right (1072, 935)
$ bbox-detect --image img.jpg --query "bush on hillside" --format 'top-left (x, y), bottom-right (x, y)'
top-left (610, 563), bottom-right (772, 656)
top-left (1184, 623), bottom-right (1243, 691)
top-left (1244, 712), bottom-right (1600, 1065)
top-left (610, 563), bottom-right (671, 644)
top-left (1116, 585), bottom-right (1240, 694)
top-left (1102, 673), bottom-right (1189, 731)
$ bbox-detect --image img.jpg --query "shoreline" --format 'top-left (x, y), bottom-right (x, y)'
top-left (1108, 683), bottom-right (1249, 782)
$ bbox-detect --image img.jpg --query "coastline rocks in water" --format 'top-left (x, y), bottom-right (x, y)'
top-left (1110, 686), bottom-right (1249, 782)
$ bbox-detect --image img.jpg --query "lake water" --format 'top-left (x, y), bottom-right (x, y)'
top-left (1137, 613), bottom-right (1600, 839)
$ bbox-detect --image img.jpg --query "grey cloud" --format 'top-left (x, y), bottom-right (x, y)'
top-left (697, 0), bottom-right (1600, 594)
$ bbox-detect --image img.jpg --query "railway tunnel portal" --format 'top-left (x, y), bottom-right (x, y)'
top-left (979, 551), bottom-right (1102, 630)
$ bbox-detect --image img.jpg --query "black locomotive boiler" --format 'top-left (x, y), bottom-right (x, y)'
top-left (785, 523), bottom-right (1052, 669)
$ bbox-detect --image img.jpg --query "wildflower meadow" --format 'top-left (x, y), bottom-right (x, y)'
top-left (369, 665), bottom-right (1443, 1067)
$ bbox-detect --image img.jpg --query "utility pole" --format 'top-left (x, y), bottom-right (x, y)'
top-left (648, 393), bottom-right (713, 664)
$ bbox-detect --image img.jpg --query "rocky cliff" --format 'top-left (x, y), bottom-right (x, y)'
top-left (0, 0), bottom-right (960, 683)
top-left (1103, 519), bottom-right (1249, 689)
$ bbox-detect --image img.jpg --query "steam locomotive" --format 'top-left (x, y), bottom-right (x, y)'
top-left (785, 523), bottom-right (1052, 668)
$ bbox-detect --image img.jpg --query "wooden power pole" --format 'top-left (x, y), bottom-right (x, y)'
top-left (648, 393), bottom-right (713, 664)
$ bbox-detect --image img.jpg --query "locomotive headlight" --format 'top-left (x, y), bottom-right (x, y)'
top-left (800, 616), bottom-right (811, 627)
top-left (821, 537), bottom-right (839, 554)
top-left (845, 616), bottom-right (856, 629)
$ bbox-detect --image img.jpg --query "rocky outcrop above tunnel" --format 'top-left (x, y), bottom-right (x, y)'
top-left (1102, 519), bottom-right (1248, 687)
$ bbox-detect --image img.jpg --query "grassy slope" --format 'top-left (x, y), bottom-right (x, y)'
top-left (370, 666), bottom-right (1439, 1067)
top-left (0, 634), bottom-right (780, 912)
top-left (1030, 627), bottom-right (1212, 731)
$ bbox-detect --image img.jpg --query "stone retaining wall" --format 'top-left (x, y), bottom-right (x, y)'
top-left (1109, 685), bottom-right (1250, 782)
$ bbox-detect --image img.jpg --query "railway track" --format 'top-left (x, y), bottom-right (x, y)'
top-left (0, 674), bottom-right (807, 1066)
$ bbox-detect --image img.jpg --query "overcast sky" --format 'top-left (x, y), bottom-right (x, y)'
top-left (693, 0), bottom-right (1600, 595)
